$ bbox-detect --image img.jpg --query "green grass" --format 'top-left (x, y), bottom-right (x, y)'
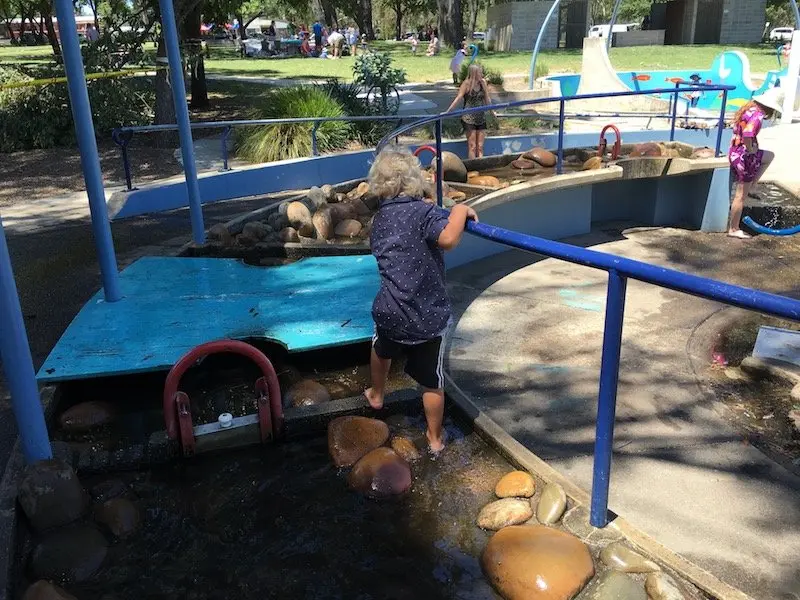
top-left (0, 40), bottom-right (783, 83)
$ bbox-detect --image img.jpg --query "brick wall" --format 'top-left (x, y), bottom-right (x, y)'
top-left (719, 0), bottom-right (766, 44)
top-left (487, 0), bottom-right (558, 52)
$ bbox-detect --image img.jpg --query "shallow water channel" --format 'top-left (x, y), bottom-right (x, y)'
top-left (68, 411), bottom-right (508, 599)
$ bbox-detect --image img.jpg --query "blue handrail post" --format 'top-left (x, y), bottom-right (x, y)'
top-left (556, 99), bottom-right (565, 175)
top-left (528, 0), bottom-right (561, 90)
top-left (52, 0), bottom-right (121, 303)
top-left (312, 122), bottom-right (319, 156)
top-left (435, 119), bottom-right (444, 208)
top-left (715, 90), bottom-right (728, 158)
top-left (605, 0), bottom-right (623, 53)
top-left (669, 83), bottom-right (679, 142)
top-left (220, 126), bottom-right (232, 171)
top-left (0, 216), bottom-right (52, 463)
top-left (158, 0), bottom-right (205, 244)
top-left (590, 268), bottom-right (627, 528)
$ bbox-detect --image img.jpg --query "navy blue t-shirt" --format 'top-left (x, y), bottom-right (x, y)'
top-left (370, 196), bottom-right (450, 343)
top-left (312, 22), bottom-right (323, 36)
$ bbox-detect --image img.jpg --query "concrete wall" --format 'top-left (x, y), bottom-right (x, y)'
top-left (487, 0), bottom-right (557, 52)
top-left (612, 30), bottom-right (665, 47)
top-left (719, 0), bottom-right (767, 44)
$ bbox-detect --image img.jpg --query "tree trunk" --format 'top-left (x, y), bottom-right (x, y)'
top-left (467, 0), bottom-right (478, 40)
top-left (311, 0), bottom-right (326, 24)
top-left (436, 0), bottom-right (462, 48)
top-left (359, 0), bottom-right (374, 39)
top-left (236, 12), bottom-right (247, 39)
top-left (41, 8), bottom-right (61, 58)
top-left (182, 5), bottom-right (207, 109)
top-left (154, 38), bottom-right (178, 147)
top-left (322, 0), bottom-right (338, 29)
top-left (394, 0), bottom-right (402, 40)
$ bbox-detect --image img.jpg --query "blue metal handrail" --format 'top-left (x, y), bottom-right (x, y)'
top-left (459, 219), bottom-right (800, 528)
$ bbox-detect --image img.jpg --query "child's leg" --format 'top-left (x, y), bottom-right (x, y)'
top-left (365, 347), bottom-right (391, 409)
top-left (422, 388), bottom-right (445, 452)
top-left (728, 180), bottom-right (751, 235)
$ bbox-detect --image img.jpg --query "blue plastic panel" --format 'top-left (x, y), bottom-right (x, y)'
top-left (37, 256), bottom-right (379, 382)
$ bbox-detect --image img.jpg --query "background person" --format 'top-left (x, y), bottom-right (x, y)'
top-left (446, 64), bottom-right (493, 158)
top-left (312, 20), bottom-right (324, 54)
top-left (327, 29), bottom-right (345, 58)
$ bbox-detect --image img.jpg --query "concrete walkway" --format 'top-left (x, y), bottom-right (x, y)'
top-left (445, 225), bottom-right (800, 599)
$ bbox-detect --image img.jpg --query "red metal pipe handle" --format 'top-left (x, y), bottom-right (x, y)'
top-left (163, 340), bottom-right (283, 442)
top-left (598, 124), bottom-right (622, 160)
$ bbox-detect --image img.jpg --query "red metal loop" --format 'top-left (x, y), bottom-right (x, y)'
top-left (255, 377), bottom-right (273, 444)
top-left (175, 392), bottom-right (195, 457)
top-left (598, 124), bottom-right (622, 160)
top-left (163, 340), bottom-right (283, 441)
top-left (413, 145), bottom-right (437, 162)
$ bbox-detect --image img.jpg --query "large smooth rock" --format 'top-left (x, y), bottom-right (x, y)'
top-left (321, 184), bottom-right (336, 201)
top-left (58, 401), bottom-right (116, 433)
top-left (689, 147), bottom-right (714, 160)
top-left (306, 186), bottom-right (328, 210)
top-left (495, 471), bottom-right (535, 498)
top-left (287, 201), bottom-right (313, 230)
top-left (390, 436), bottom-right (421, 462)
top-left (583, 156), bottom-right (603, 170)
top-left (29, 525), bottom-right (108, 584)
top-left (280, 227), bottom-right (300, 243)
top-left (22, 581), bottom-right (77, 600)
top-left (312, 207), bottom-right (334, 240)
top-left (583, 571), bottom-right (646, 600)
top-left (335, 219), bottom-right (363, 238)
top-left (644, 573), bottom-right (690, 600)
top-left (95, 498), bottom-right (141, 538)
top-left (629, 143), bottom-right (663, 158)
top-left (435, 151), bottom-right (468, 183)
top-left (477, 499), bottom-right (533, 530)
top-left (481, 525), bottom-right (594, 600)
top-left (285, 379), bottom-right (331, 407)
top-left (511, 157), bottom-right (538, 170)
top-left (208, 223), bottom-right (233, 245)
top-left (330, 203), bottom-right (358, 223)
top-left (536, 482), bottom-right (567, 525)
top-left (242, 221), bottom-right (269, 241)
top-left (347, 447), bottom-right (412, 499)
top-left (18, 460), bottom-right (88, 532)
top-left (468, 175), bottom-right (502, 187)
top-left (600, 542), bottom-right (660, 573)
top-left (328, 416), bottom-right (390, 467)
top-left (523, 147), bottom-right (557, 168)
top-left (348, 181), bottom-right (371, 200)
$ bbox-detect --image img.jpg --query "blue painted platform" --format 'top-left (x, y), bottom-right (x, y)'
top-left (37, 256), bottom-right (379, 382)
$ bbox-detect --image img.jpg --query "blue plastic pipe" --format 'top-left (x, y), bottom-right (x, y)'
top-left (590, 269), bottom-right (627, 527)
top-left (528, 0), bottom-right (561, 90)
top-left (606, 0), bottom-right (623, 52)
top-left (158, 0), bottom-right (206, 244)
top-left (52, 0), bottom-right (121, 302)
top-left (0, 216), bottom-right (52, 463)
top-left (743, 216), bottom-right (800, 236)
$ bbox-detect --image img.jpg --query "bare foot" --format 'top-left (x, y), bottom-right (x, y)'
top-left (426, 430), bottom-right (445, 454)
top-left (364, 387), bottom-right (384, 410)
top-left (727, 229), bottom-right (752, 239)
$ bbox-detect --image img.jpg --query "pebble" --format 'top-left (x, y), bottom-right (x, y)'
top-left (447, 190), bottom-right (467, 202)
top-left (29, 525), bottom-right (108, 584)
top-left (21, 581), bottom-right (77, 600)
top-left (583, 571), bottom-right (647, 600)
top-left (242, 221), bottom-right (269, 240)
top-left (349, 199), bottom-right (370, 216)
top-left (330, 203), bottom-right (358, 222)
top-left (279, 227), bottom-right (300, 243)
top-left (321, 184), bottom-right (336, 201)
top-left (312, 207), bottom-right (334, 240)
top-left (690, 147), bottom-right (715, 159)
top-left (285, 379), bottom-right (331, 407)
top-left (494, 471), bottom-right (535, 498)
top-left (334, 219), bottom-right (363, 238)
top-left (94, 498), bottom-right (141, 538)
top-left (328, 416), bottom-right (389, 467)
top-left (477, 498), bottom-right (533, 530)
top-left (390, 436), bottom-right (421, 462)
top-left (348, 181), bottom-right (370, 199)
top-left (286, 201), bottom-right (313, 230)
top-left (236, 233), bottom-right (257, 247)
top-left (18, 460), bottom-right (88, 533)
top-left (536, 481), bottom-right (567, 524)
top-left (645, 572), bottom-right (690, 600)
top-left (348, 447), bottom-right (412, 499)
top-left (600, 542), bottom-right (661, 573)
top-left (207, 223), bottom-right (233, 245)
top-left (481, 525), bottom-right (594, 600)
top-left (467, 175), bottom-right (501, 187)
top-left (58, 401), bottom-right (117, 433)
top-left (583, 156), bottom-right (603, 170)
top-left (306, 186), bottom-right (328, 210)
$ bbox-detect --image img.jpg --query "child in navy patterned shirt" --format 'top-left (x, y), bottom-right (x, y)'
top-left (364, 146), bottom-right (477, 452)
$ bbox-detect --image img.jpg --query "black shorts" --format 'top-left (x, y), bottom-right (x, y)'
top-left (373, 330), bottom-right (446, 389)
top-left (461, 120), bottom-right (487, 132)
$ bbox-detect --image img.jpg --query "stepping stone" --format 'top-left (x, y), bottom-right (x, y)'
top-left (645, 572), bottom-right (691, 600)
top-left (328, 416), bottom-right (389, 468)
top-left (600, 542), bottom-right (661, 573)
top-left (495, 471), bottom-right (535, 498)
top-left (582, 571), bottom-right (646, 599)
top-left (347, 447), bottom-right (411, 499)
top-left (18, 460), bottom-right (88, 533)
top-left (477, 498), bottom-right (533, 530)
top-left (536, 482), bottom-right (567, 524)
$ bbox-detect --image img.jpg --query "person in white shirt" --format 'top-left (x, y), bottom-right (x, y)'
top-left (327, 30), bottom-right (345, 59)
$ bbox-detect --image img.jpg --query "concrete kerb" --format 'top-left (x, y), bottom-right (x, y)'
top-left (443, 372), bottom-right (754, 600)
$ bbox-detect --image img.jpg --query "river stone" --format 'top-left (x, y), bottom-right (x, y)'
top-left (511, 157), bottom-right (537, 170)
top-left (90, 479), bottom-right (130, 503)
top-left (335, 219), bottom-right (363, 238)
top-left (328, 416), bottom-right (390, 467)
top-left (312, 207), bottom-right (334, 240)
top-left (536, 481), bottom-right (567, 525)
top-left (348, 199), bottom-right (370, 216)
top-left (297, 222), bottom-right (316, 238)
top-left (95, 498), bottom-right (141, 538)
top-left (600, 542), bottom-right (660, 573)
top-left (583, 156), bottom-right (603, 170)
top-left (494, 471), bottom-right (535, 498)
top-left (630, 143), bottom-right (663, 158)
top-left (278, 201), bottom-right (290, 216)
top-left (18, 460), bottom-right (88, 532)
top-left (689, 147), bottom-right (715, 160)
top-left (348, 447), bottom-right (412, 498)
top-left (644, 573), bottom-right (690, 600)
top-left (348, 181), bottom-right (371, 199)
top-left (390, 436), bottom-right (421, 462)
top-left (58, 401), bottom-right (117, 433)
top-left (287, 201), bottom-right (313, 229)
top-left (285, 379), bottom-right (331, 407)
top-left (448, 190), bottom-right (467, 202)
top-left (435, 151), bottom-right (468, 183)
top-left (237, 233), bottom-right (257, 247)
top-left (330, 202), bottom-right (358, 222)
top-left (481, 525), bottom-right (594, 600)
top-left (468, 175), bottom-right (502, 187)
top-left (280, 227), bottom-right (300, 243)
top-left (523, 147), bottom-right (557, 167)
top-left (583, 571), bottom-right (646, 600)
top-left (321, 184), bottom-right (336, 201)
top-left (242, 221), bottom-right (269, 240)
top-left (29, 525), bottom-right (108, 584)
top-left (21, 581), bottom-right (77, 600)
top-left (208, 223), bottom-right (233, 245)
top-left (477, 499), bottom-right (533, 530)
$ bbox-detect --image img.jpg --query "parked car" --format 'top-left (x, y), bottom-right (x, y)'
top-left (588, 24), bottom-right (631, 38)
top-left (471, 31), bottom-right (485, 40)
top-left (769, 27), bottom-right (794, 43)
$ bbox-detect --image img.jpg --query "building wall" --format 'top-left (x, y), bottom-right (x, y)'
top-left (487, 0), bottom-right (558, 52)
top-left (719, 0), bottom-right (767, 44)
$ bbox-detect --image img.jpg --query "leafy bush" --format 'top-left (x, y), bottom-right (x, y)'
top-left (317, 79), bottom-right (396, 147)
top-left (353, 51), bottom-right (407, 113)
top-left (534, 61), bottom-right (550, 80)
top-left (235, 86), bottom-right (352, 163)
top-left (458, 62), bottom-right (504, 86)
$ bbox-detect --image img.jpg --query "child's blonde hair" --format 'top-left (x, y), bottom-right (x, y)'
top-left (368, 146), bottom-right (427, 200)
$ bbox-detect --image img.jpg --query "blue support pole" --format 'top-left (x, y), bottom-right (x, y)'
top-left (0, 216), bottom-right (52, 463)
top-left (715, 90), bottom-right (728, 157)
top-left (590, 268), bottom-right (627, 528)
top-left (157, 0), bottom-right (205, 244)
top-left (556, 99), bottom-right (565, 174)
top-left (669, 84), bottom-right (679, 142)
top-left (52, 0), bottom-right (121, 303)
top-left (528, 0), bottom-right (561, 90)
top-left (606, 0), bottom-right (624, 52)
top-left (435, 120), bottom-right (444, 208)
